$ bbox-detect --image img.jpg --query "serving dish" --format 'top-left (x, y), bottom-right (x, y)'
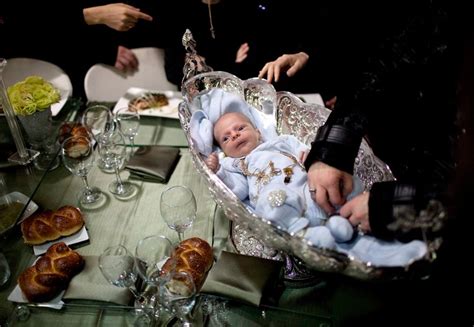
top-left (176, 30), bottom-right (441, 280)
top-left (1, 57), bottom-right (72, 116)
top-left (113, 87), bottom-right (182, 119)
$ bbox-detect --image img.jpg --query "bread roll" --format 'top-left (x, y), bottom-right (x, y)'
top-left (21, 206), bottom-right (84, 245)
top-left (59, 123), bottom-right (90, 143)
top-left (18, 242), bottom-right (84, 302)
top-left (161, 237), bottom-right (213, 292)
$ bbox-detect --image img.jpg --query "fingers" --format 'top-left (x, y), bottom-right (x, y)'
top-left (327, 184), bottom-right (344, 207)
top-left (341, 176), bottom-right (353, 199)
top-left (314, 186), bottom-right (336, 215)
top-left (133, 10), bottom-right (153, 22)
top-left (115, 47), bottom-right (138, 71)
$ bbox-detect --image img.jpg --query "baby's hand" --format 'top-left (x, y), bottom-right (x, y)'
top-left (299, 150), bottom-right (308, 164)
top-left (205, 152), bottom-right (220, 173)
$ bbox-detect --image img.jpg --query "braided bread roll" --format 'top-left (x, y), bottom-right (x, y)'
top-left (161, 237), bottom-right (213, 291)
top-left (18, 242), bottom-right (85, 302)
top-left (21, 206), bottom-right (84, 245)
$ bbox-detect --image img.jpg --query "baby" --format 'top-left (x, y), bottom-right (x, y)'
top-left (191, 88), bottom-right (428, 266)
top-left (206, 110), bottom-right (362, 248)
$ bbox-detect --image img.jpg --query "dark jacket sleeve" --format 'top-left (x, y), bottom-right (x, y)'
top-left (304, 1), bottom-right (457, 242)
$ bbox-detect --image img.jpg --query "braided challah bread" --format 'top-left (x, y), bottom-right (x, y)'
top-left (21, 206), bottom-right (84, 245)
top-left (18, 242), bottom-right (84, 302)
top-left (161, 237), bottom-right (213, 291)
top-left (59, 122), bottom-right (90, 143)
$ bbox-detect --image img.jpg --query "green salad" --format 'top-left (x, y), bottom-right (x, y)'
top-left (7, 76), bottom-right (60, 116)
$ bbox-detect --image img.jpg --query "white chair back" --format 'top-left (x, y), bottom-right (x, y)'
top-left (84, 47), bottom-right (177, 102)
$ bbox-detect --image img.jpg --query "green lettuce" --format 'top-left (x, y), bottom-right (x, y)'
top-left (7, 76), bottom-right (60, 116)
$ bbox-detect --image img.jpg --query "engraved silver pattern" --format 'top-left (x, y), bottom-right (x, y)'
top-left (178, 33), bottom-right (437, 280)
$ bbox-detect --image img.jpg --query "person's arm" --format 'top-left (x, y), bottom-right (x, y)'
top-left (83, 3), bottom-right (152, 32)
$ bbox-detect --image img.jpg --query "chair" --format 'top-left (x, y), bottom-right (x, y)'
top-left (84, 47), bottom-right (178, 102)
top-left (3, 57), bottom-right (73, 116)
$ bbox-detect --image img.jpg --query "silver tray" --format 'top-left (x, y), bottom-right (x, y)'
top-left (177, 30), bottom-right (436, 280)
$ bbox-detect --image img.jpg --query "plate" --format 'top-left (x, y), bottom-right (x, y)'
top-left (113, 87), bottom-right (182, 119)
top-left (0, 192), bottom-right (38, 236)
top-left (32, 226), bottom-right (89, 256)
top-left (8, 258), bottom-right (65, 309)
top-left (1, 57), bottom-right (73, 117)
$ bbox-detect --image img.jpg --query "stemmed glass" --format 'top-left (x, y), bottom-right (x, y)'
top-left (135, 235), bottom-right (174, 320)
top-left (160, 186), bottom-right (197, 242)
top-left (82, 105), bottom-right (115, 173)
top-left (135, 235), bottom-right (173, 287)
top-left (98, 131), bottom-right (137, 199)
top-left (61, 136), bottom-right (104, 208)
top-left (99, 245), bottom-right (151, 326)
top-left (81, 104), bottom-right (114, 140)
top-left (159, 270), bottom-right (197, 326)
top-left (115, 107), bottom-right (140, 150)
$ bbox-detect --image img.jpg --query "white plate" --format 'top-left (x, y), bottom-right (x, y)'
top-left (113, 87), bottom-right (182, 119)
top-left (0, 192), bottom-right (38, 235)
top-left (33, 225), bottom-right (89, 256)
top-left (2, 57), bottom-right (73, 117)
top-left (8, 257), bottom-right (65, 309)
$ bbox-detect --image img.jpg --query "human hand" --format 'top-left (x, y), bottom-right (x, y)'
top-left (299, 150), bottom-right (308, 164)
top-left (339, 192), bottom-right (371, 233)
top-left (83, 3), bottom-right (153, 32)
top-left (235, 43), bottom-right (249, 63)
top-left (205, 152), bottom-right (220, 173)
top-left (115, 46), bottom-right (138, 71)
top-left (307, 161), bottom-right (353, 214)
top-left (258, 52), bottom-right (309, 83)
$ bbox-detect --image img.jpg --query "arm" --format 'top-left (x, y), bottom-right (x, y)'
top-left (83, 3), bottom-right (152, 32)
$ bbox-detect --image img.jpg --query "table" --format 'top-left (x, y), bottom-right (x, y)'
top-left (0, 103), bottom-right (334, 326)
top-left (1, 100), bottom-right (459, 327)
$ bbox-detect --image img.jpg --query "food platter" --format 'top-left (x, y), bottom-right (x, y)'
top-left (113, 87), bottom-right (182, 119)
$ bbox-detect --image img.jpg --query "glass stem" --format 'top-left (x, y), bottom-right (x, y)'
top-left (81, 176), bottom-right (92, 194)
top-left (129, 136), bottom-right (135, 148)
top-left (178, 231), bottom-right (184, 242)
top-left (114, 166), bottom-right (124, 187)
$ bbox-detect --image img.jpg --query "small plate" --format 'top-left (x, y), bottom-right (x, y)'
top-left (0, 192), bottom-right (38, 236)
top-left (33, 226), bottom-right (89, 256)
top-left (7, 258), bottom-right (65, 309)
top-left (113, 87), bottom-right (182, 119)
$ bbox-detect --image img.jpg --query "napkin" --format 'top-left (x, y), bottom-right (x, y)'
top-left (63, 256), bottom-right (133, 305)
top-left (125, 146), bottom-right (181, 183)
top-left (201, 251), bottom-right (284, 306)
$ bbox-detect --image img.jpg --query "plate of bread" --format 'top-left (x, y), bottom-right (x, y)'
top-left (20, 206), bottom-right (89, 255)
top-left (113, 87), bottom-right (182, 119)
top-left (8, 242), bottom-right (84, 308)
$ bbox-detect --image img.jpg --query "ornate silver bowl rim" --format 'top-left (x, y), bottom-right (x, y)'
top-left (179, 70), bottom-right (437, 280)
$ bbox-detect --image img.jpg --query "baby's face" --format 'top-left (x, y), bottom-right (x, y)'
top-left (214, 112), bottom-right (261, 158)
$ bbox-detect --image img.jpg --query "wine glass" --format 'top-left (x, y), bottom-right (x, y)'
top-left (115, 107), bottom-right (140, 149)
top-left (82, 105), bottom-right (115, 173)
top-left (160, 186), bottom-right (197, 241)
top-left (97, 131), bottom-right (138, 199)
top-left (61, 136), bottom-right (105, 208)
top-left (99, 245), bottom-right (152, 326)
top-left (135, 235), bottom-right (173, 287)
top-left (81, 104), bottom-right (114, 140)
top-left (159, 270), bottom-right (197, 326)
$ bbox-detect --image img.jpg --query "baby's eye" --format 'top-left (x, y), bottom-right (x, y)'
top-left (222, 136), bottom-right (229, 143)
top-left (238, 125), bottom-right (245, 131)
